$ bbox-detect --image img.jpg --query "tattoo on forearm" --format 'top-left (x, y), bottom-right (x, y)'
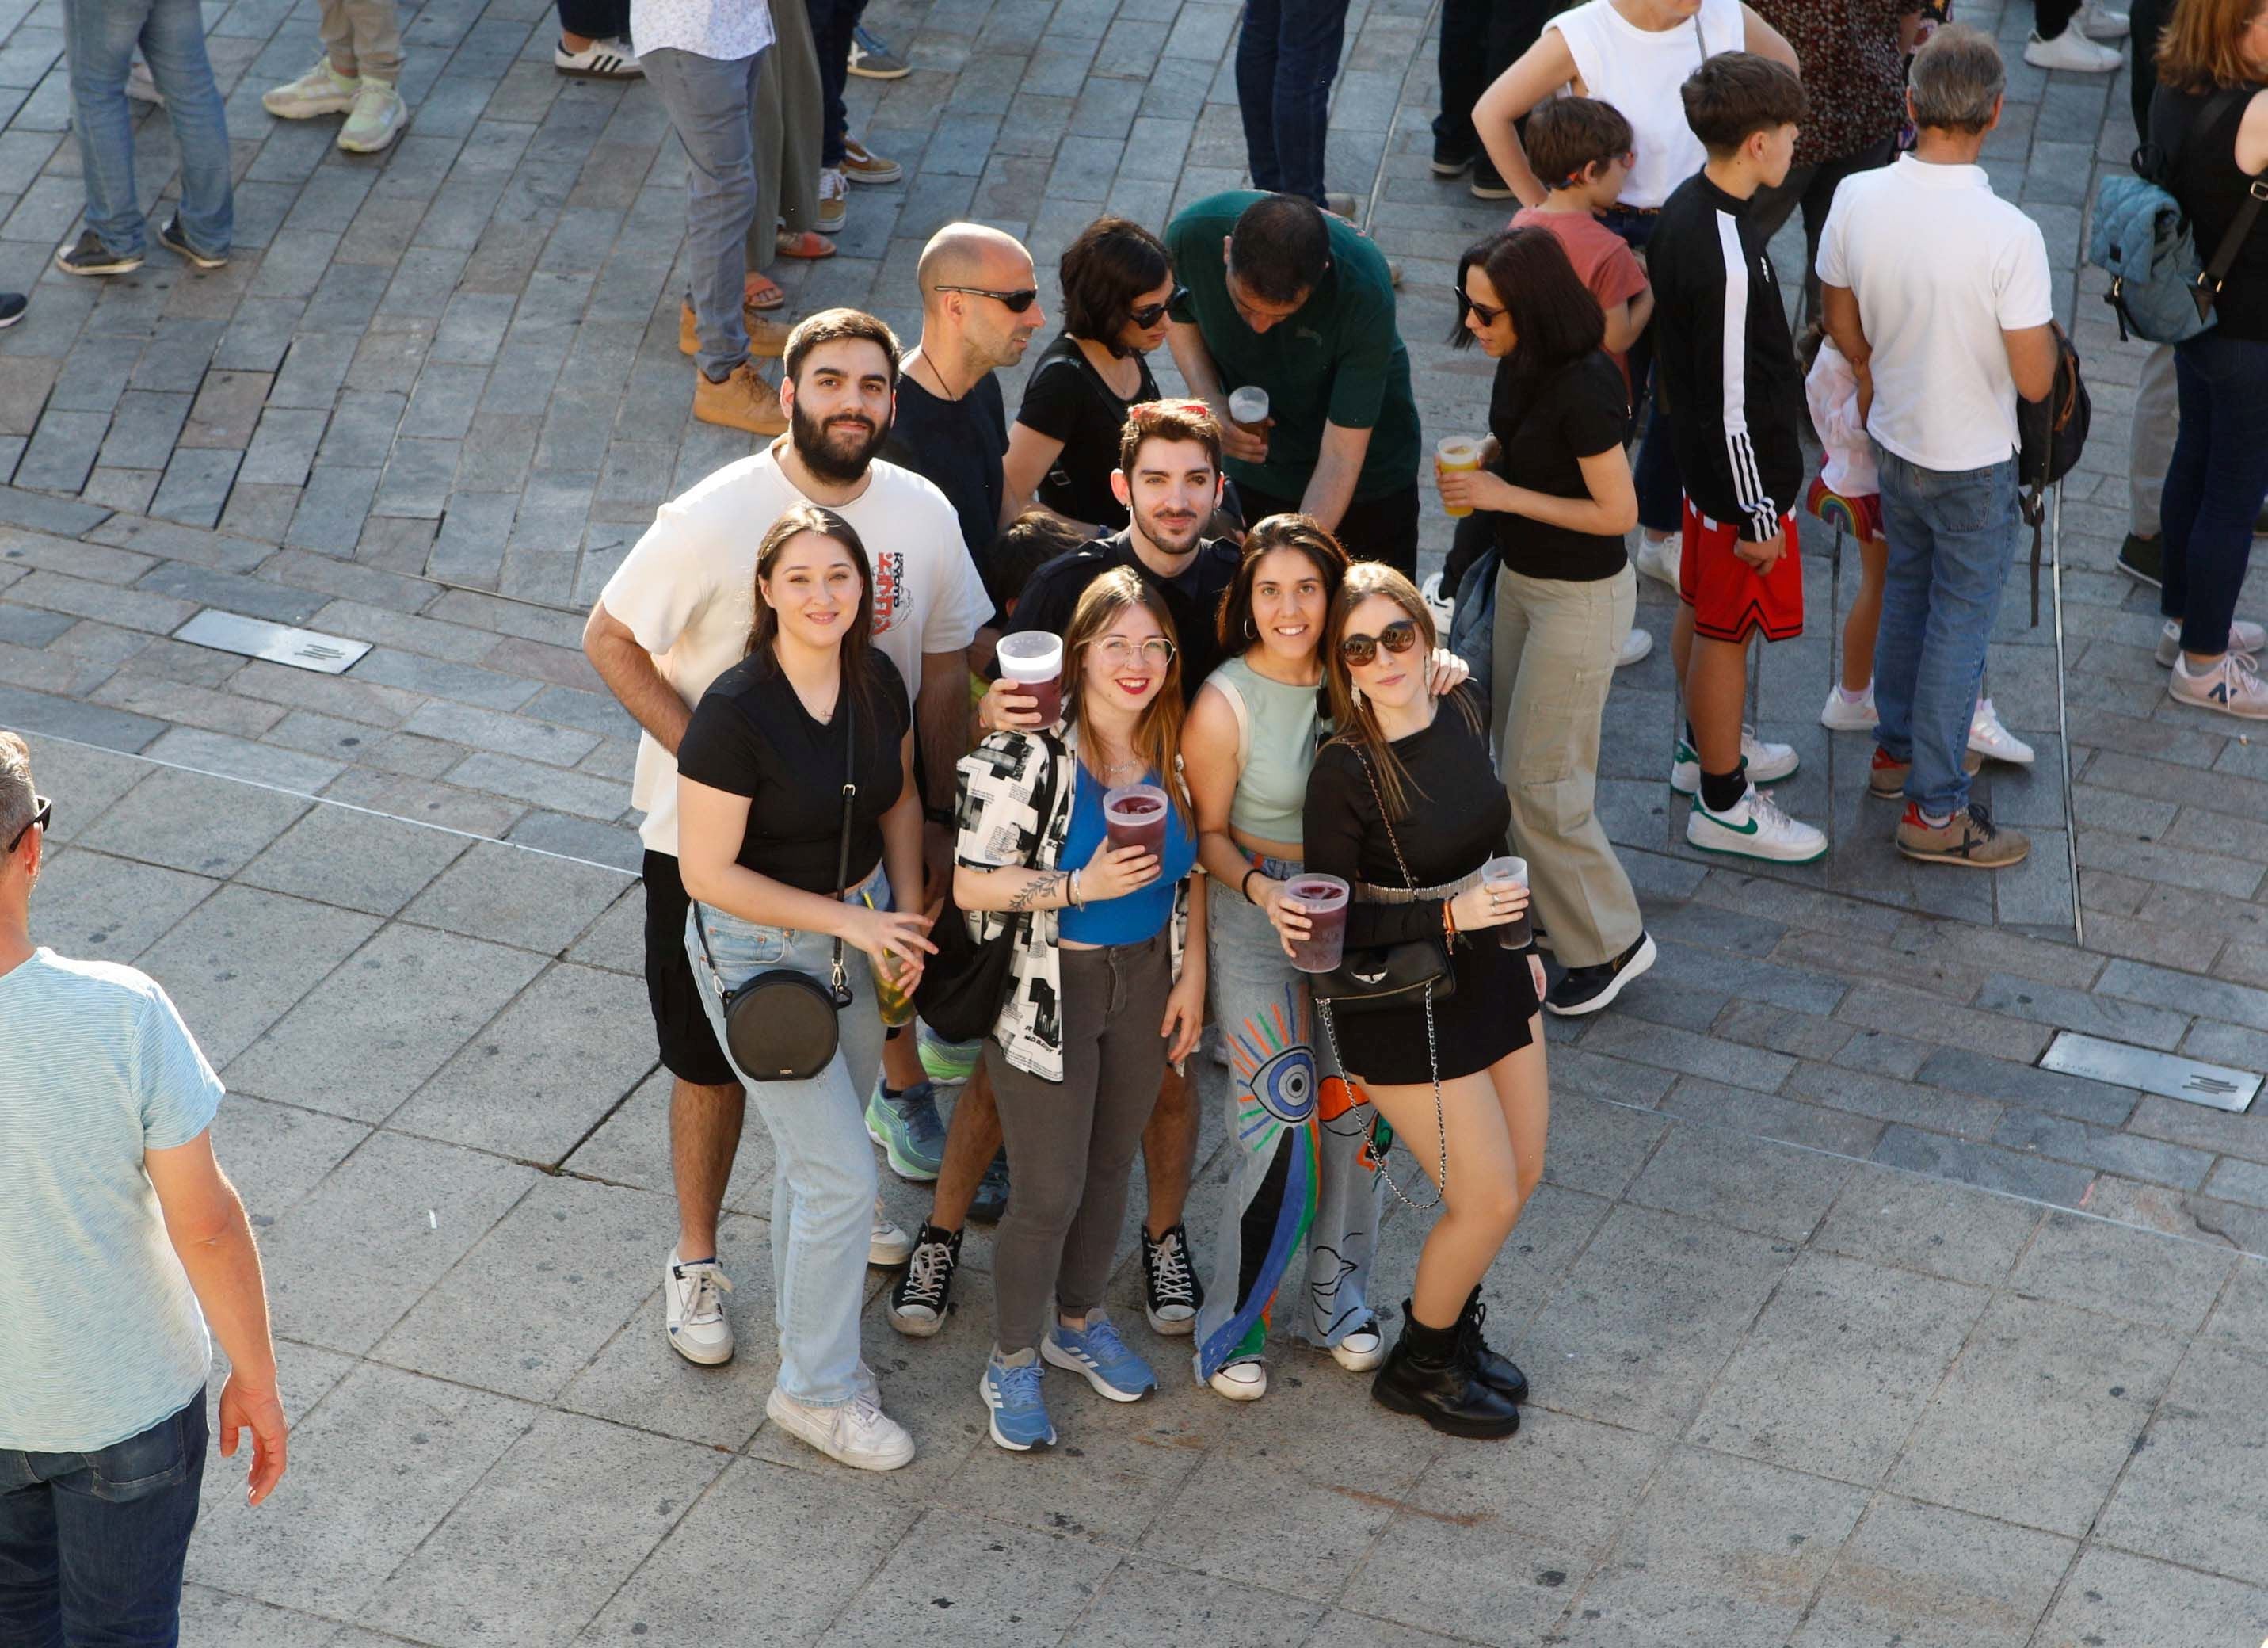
top-left (1008, 871), bottom-right (1065, 912)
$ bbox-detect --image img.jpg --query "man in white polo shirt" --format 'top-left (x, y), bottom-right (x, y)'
top-left (583, 308), bottom-right (992, 1368)
top-left (1816, 24), bottom-right (2058, 871)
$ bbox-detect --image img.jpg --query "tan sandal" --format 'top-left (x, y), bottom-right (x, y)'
top-left (743, 273), bottom-right (785, 311)
top-left (774, 229), bottom-right (836, 261)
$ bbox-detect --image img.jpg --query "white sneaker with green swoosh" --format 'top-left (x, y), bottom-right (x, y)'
top-left (1686, 785), bottom-right (1827, 864)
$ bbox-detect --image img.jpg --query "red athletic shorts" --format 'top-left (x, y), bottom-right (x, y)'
top-left (1678, 498), bottom-right (1804, 643)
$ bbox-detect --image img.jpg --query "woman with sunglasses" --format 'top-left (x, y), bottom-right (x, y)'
top-left (1004, 217), bottom-right (1180, 536)
top-left (955, 567), bottom-right (1207, 1451)
top-left (1295, 563), bottom-right (1546, 1440)
top-left (1440, 227), bottom-right (1654, 1018)
top-left (676, 505), bottom-right (936, 1471)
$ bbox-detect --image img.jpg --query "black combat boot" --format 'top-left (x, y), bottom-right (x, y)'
top-left (1455, 1286), bottom-right (1528, 1404)
top-left (1370, 1299), bottom-right (1520, 1439)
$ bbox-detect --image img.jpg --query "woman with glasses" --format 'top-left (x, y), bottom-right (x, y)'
top-left (1439, 227), bottom-right (1653, 1018)
top-left (1294, 563), bottom-right (1546, 1440)
top-left (1004, 217), bottom-right (1180, 535)
top-left (955, 567), bottom-right (1208, 1451)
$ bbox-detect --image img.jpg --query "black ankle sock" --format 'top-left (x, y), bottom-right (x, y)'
top-left (1698, 765), bottom-right (1748, 814)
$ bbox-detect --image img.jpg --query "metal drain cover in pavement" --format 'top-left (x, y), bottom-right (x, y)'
top-left (2041, 1031), bottom-right (2260, 1113)
top-left (173, 611), bottom-right (371, 675)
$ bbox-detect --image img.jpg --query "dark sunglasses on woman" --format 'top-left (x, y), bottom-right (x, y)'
top-left (1127, 285), bottom-right (1191, 329)
top-left (1454, 288), bottom-right (1507, 328)
top-left (1338, 620), bottom-right (1422, 666)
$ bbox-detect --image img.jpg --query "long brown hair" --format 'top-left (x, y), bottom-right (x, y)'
top-left (1215, 513), bottom-right (1350, 654)
top-left (1320, 563), bottom-right (1481, 820)
top-left (745, 504), bottom-right (880, 717)
top-left (2156, 0), bottom-right (2268, 92)
top-left (1062, 566), bottom-right (1191, 823)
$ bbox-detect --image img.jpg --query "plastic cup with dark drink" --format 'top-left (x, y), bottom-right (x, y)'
top-left (1481, 855), bottom-right (1530, 949)
top-left (996, 630), bottom-right (1064, 726)
top-left (1281, 874), bottom-right (1350, 973)
top-left (1103, 784), bottom-right (1169, 855)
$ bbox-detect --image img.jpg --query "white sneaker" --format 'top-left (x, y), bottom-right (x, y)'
top-left (1820, 681), bottom-right (1878, 731)
top-left (2169, 651), bottom-right (2268, 719)
top-left (554, 35), bottom-right (641, 75)
top-left (1633, 532), bottom-right (1681, 589)
top-left (1669, 729), bottom-right (1799, 796)
top-left (1206, 1358), bottom-right (1267, 1401)
top-left (127, 60), bottom-right (163, 106)
top-left (337, 78), bottom-right (406, 153)
top-left (869, 1197), bottom-right (913, 1267)
top-left (1617, 627), bottom-right (1653, 668)
top-left (1686, 785), bottom-right (1828, 864)
top-left (2079, 0), bottom-right (2130, 36)
top-left (1967, 698), bottom-right (2035, 766)
top-left (764, 1386), bottom-right (916, 1471)
top-left (817, 167), bottom-right (848, 234)
top-left (1330, 1324), bottom-right (1386, 1371)
top-left (262, 58), bottom-right (359, 119)
top-left (663, 1247), bottom-right (734, 1365)
top-left (2023, 28), bottom-right (2121, 70)
top-left (1420, 570), bottom-right (1454, 630)
top-left (2155, 616), bottom-right (2266, 667)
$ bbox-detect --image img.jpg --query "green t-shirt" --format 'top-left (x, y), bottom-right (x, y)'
top-left (1164, 191), bottom-right (1421, 505)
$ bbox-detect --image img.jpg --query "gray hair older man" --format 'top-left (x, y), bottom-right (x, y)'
top-left (0, 731), bottom-right (288, 1646)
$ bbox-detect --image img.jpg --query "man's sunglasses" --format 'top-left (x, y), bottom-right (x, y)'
top-left (1339, 620), bottom-right (1422, 667)
top-left (1454, 288), bottom-right (1507, 327)
top-left (7, 795), bottom-right (51, 853)
top-left (933, 284), bottom-right (1041, 312)
top-left (1128, 285), bottom-right (1190, 328)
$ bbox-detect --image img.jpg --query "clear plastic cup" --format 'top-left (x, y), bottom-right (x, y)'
top-left (1103, 783), bottom-right (1170, 854)
top-left (1228, 386), bottom-right (1271, 431)
top-left (995, 630), bottom-right (1064, 725)
top-left (1481, 854), bottom-right (1530, 949)
top-left (1280, 874), bottom-right (1350, 973)
top-left (1436, 435), bottom-right (1483, 519)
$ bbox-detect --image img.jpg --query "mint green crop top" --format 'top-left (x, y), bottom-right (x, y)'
top-left (1210, 653), bottom-right (1325, 849)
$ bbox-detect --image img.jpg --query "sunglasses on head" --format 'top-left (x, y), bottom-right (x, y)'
top-left (1454, 288), bottom-right (1507, 327)
top-left (934, 284), bottom-right (1041, 312)
top-left (1338, 619), bottom-right (1422, 667)
top-left (1127, 285), bottom-right (1189, 328)
top-left (7, 794), bottom-right (51, 853)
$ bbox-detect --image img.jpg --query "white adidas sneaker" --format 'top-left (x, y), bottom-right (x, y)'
top-left (1967, 698), bottom-right (2035, 765)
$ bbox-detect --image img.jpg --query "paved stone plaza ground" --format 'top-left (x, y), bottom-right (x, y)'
top-left (10, 0), bottom-right (2268, 1638)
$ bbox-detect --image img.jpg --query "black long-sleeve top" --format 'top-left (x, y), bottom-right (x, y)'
top-left (1302, 691), bottom-right (1511, 948)
top-left (1650, 171), bottom-right (1806, 543)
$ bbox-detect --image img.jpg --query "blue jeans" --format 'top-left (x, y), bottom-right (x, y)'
top-left (0, 1392), bottom-right (208, 1648)
top-left (1873, 448), bottom-right (2021, 815)
top-left (686, 863), bottom-right (885, 1407)
top-left (62, 0), bottom-right (233, 260)
top-left (642, 45), bottom-right (764, 378)
top-left (1235, 0), bottom-right (1351, 204)
top-left (2161, 331), bottom-right (2268, 657)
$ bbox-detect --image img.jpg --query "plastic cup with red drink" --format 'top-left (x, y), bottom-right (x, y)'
top-left (996, 630), bottom-right (1064, 725)
top-left (1102, 783), bottom-right (1169, 854)
top-left (1279, 874), bottom-right (1350, 973)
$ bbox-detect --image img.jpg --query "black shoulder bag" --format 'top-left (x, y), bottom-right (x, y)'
top-left (692, 693), bottom-right (858, 1082)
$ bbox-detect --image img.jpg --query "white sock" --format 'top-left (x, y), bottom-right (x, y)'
top-left (1919, 808), bottom-right (1951, 829)
top-left (1835, 682), bottom-right (1869, 704)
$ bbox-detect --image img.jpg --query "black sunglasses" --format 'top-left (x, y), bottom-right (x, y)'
top-left (8, 794), bottom-right (51, 853)
top-left (933, 284), bottom-right (1040, 312)
top-left (1455, 288), bottom-right (1507, 327)
top-left (1128, 285), bottom-right (1189, 328)
top-left (1339, 620), bottom-right (1422, 667)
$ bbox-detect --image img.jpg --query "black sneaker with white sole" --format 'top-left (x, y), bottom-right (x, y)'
top-left (55, 230), bottom-right (142, 277)
top-left (0, 292), bottom-right (24, 328)
top-left (887, 1222), bottom-right (961, 1338)
top-left (1544, 931), bottom-right (1657, 1017)
top-left (1141, 1223), bottom-right (1203, 1335)
top-left (157, 217), bottom-right (227, 270)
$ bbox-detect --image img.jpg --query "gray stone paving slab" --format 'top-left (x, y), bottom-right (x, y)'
top-left (234, 800), bottom-right (474, 914)
top-left (133, 883), bottom-right (383, 1066)
top-left (1790, 1497), bottom-right (2073, 1648)
top-left (29, 843), bottom-right (218, 958)
top-left (399, 835), bottom-right (630, 951)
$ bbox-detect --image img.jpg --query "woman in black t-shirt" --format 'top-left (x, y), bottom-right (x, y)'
top-left (1003, 217), bottom-right (1174, 532)
top-left (1435, 226), bottom-right (1654, 1020)
top-left (674, 503), bottom-right (936, 1473)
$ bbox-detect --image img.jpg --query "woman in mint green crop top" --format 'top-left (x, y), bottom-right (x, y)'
top-left (1180, 517), bottom-right (1469, 1399)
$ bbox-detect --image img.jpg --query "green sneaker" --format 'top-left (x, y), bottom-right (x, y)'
top-left (864, 1079), bottom-right (946, 1180)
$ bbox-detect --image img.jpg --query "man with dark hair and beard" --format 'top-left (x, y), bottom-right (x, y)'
top-left (584, 307), bottom-right (992, 1371)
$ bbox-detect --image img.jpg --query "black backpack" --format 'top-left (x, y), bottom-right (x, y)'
top-left (2016, 322), bottom-right (2091, 624)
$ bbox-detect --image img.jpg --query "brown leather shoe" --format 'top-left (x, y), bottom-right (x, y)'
top-left (1867, 746), bottom-right (1984, 799)
top-left (1895, 803), bottom-right (2029, 868)
top-left (693, 361), bottom-right (788, 434)
top-left (680, 299), bottom-right (788, 359)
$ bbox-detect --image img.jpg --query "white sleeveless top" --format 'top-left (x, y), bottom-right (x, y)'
top-left (1546, 0), bottom-right (1746, 208)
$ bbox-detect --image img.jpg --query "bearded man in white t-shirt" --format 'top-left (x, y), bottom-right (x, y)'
top-left (582, 308), bottom-right (993, 1368)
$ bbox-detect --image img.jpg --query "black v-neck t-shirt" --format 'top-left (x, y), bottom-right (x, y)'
top-left (676, 651), bottom-right (911, 891)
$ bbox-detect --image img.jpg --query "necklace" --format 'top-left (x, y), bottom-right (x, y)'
top-left (917, 353), bottom-right (966, 402)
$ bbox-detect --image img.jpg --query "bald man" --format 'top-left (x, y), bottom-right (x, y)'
top-left (884, 223), bottom-right (1047, 563)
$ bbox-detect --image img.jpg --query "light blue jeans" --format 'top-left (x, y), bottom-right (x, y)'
top-left (686, 861), bottom-right (886, 1408)
top-left (63, 0), bottom-right (234, 259)
top-left (1873, 448), bottom-right (2020, 817)
top-left (642, 45), bottom-right (763, 379)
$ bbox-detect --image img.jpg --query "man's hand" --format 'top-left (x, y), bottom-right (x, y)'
top-left (1734, 527), bottom-right (1786, 572)
top-left (1214, 405), bottom-right (1271, 464)
top-left (219, 1372), bottom-right (288, 1506)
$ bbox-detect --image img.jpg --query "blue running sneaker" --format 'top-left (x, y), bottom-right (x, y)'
top-left (864, 1078), bottom-right (946, 1180)
top-left (969, 1150), bottom-right (1009, 1224)
top-left (981, 1348), bottom-right (1055, 1450)
top-left (917, 1024), bottom-right (982, 1091)
top-left (1043, 1310), bottom-right (1157, 1402)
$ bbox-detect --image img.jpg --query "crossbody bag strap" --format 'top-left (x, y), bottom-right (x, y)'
top-left (1354, 748), bottom-right (1420, 893)
top-left (828, 689), bottom-right (857, 1000)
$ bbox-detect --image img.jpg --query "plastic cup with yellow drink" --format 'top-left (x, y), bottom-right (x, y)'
top-left (1435, 435), bottom-right (1484, 518)
top-left (860, 888), bottom-right (917, 1027)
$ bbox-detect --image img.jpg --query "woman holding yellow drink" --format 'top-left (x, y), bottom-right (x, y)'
top-left (1435, 226), bottom-right (1658, 1019)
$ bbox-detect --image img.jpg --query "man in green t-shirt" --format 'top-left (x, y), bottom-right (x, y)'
top-left (1164, 191), bottom-right (1424, 576)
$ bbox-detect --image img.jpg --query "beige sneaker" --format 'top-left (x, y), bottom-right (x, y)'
top-left (337, 78), bottom-right (406, 153)
top-left (693, 361), bottom-right (789, 434)
top-left (764, 1386), bottom-right (915, 1471)
top-left (263, 58), bottom-right (358, 118)
top-left (679, 299), bottom-right (788, 359)
top-left (1895, 803), bottom-right (2029, 868)
top-left (2168, 650), bottom-right (2268, 719)
top-left (1867, 746), bottom-right (1983, 799)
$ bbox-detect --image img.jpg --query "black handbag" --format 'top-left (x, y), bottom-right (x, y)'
top-left (913, 731), bottom-right (1065, 1043)
top-left (692, 692), bottom-right (858, 1082)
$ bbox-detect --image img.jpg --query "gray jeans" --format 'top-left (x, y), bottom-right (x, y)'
top-left (989, 934), bottom-right (1172, 1355)
top-left (642, 44), bottom-right (764, 377)
top-left (2132, 341), bottom-right (2176, 539)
